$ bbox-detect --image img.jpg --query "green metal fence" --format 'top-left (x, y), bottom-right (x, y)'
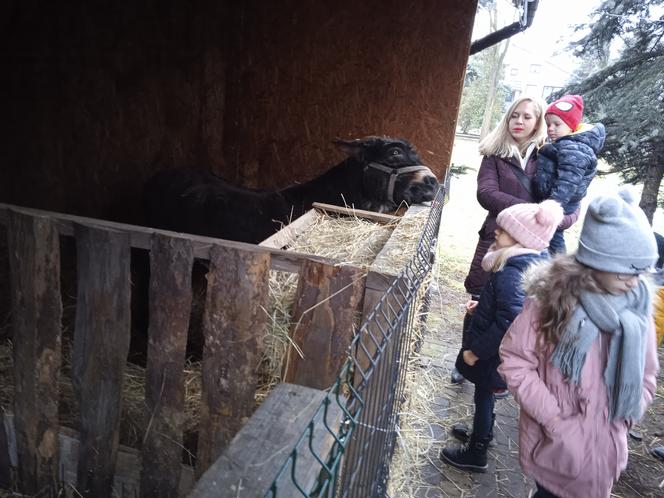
top-left (265, 185), bottom-right (445, 497)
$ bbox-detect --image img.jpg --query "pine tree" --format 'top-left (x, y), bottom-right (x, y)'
top-left (561, 0), bottom-right (664, 222)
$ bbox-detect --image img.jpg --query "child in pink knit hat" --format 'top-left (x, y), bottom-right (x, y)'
top-left (533, 94), bottom-right (606, 254)
top-left (441, 200), bottom-right (563, 473)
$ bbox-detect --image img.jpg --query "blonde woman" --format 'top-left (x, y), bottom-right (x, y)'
top-left (465, 96), bottom-right (550, 296)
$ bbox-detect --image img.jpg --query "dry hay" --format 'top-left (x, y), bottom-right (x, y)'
top-left (257, 212), bottom-right (396, 401)
top-left (386, 268), bottom-right (461, 497)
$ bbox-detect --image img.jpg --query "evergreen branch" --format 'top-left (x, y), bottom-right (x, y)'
top-left (564, 48), bottom-right (664, 95)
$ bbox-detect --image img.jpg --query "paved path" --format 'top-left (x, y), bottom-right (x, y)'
top-left (410, 283), bottom-right (536, 498)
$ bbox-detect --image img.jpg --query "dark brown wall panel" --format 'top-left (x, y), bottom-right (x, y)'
top-left (1, 1), bottom-right (228, 223)
top-left (0, 0), bottom-right (476, 223)
top-left (225, 0), bottom-right (477, 189)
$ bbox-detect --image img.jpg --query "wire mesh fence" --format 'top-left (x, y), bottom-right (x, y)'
top-left (266, 185), bottom-right (445, 497)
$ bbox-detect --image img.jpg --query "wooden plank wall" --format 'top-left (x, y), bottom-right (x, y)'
top-left (283, 259), bottom-right (366, 390)
top-left (1, 0), bottom-right (475, 221)
top-left (0, 202), bottom-right (373, 496)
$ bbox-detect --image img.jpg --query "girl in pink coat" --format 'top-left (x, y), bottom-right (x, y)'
top-left (498, 188), bottom-right (660, 498)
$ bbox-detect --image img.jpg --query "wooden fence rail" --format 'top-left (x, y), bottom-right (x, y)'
top-left (0, 202), bottom-right (378, 497)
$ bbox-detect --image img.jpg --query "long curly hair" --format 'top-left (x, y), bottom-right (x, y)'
top-left (524, 254), bottom-right (602, 347)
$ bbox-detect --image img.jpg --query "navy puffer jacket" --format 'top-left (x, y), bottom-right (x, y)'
top-left (457, 252), bottom-right (546, 389)
top-left (533, 123), bottom-right (606, 214)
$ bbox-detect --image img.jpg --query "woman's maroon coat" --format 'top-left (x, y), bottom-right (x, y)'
top-left (464, 153), bottom-right (577, 295)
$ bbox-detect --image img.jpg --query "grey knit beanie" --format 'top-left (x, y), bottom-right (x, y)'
top-left (576, 187), bottom-right (658, 273)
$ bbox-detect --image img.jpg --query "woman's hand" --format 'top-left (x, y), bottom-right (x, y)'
top-left (463, 350), bottom-right (479, 366)
top-left (465, 299), bottom-right (479, 314)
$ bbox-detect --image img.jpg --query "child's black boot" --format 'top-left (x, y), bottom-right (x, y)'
top-left (450, 412), bottom-right (496, 447)
top-left (440, 435), bottom-right (490, 473)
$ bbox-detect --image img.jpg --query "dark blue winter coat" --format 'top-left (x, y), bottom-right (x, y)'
top-left (533, 123), bottom-right (606, 214)
top-left (456, 252), bottom-right (546, 389)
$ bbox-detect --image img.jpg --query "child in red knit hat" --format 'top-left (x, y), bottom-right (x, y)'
top-left (533, 94), bottom-right (606, 254)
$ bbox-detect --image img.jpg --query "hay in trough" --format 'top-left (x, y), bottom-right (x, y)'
top-left (258, 212), bottom-right (396, 401)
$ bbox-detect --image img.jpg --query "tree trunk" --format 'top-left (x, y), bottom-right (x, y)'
top-left (479, 3), bottom-right (510, 139)
top-left (639, 159), bottom-right (664, 224)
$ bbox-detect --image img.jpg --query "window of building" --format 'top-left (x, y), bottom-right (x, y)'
top-left (529, 64), bottom-right (542, 74)
top-left (510, 67), bottom-right (519, 76)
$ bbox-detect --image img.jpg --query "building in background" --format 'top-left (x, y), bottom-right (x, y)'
top-left (503, 42), bottom-right (572, 104)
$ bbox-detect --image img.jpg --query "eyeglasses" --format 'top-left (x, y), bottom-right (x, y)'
top-left (615, 272), bottom-right (643, 281)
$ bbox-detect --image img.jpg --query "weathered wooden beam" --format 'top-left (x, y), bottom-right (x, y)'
top-left (283, 259), bottom-right (366, 390)
top-left (259, 208), bottom-right (319, 249)
top-left (312, 202), bottom-right (401, 224)
top-left (353, 203), bottom-right (428, 382)
top-left (0, 203), bottom-right (354, 274)
top-left (72, 224), bottom-right (131, 498)
top-left (6, 210), bottom-right (63, 495)
top-left (189, 383), bottom-right (343, 498)
top-left (140, 234), bottom-right (194, 498)
top-left (196, 245), bottom-right (271, 476)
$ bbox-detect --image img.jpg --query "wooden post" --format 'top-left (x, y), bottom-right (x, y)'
top-left (72, 224), bottom-right (131, 498)
top-left (196, 246), bottom-right (271, 476)
top-left (284, 259), bottom-right (366, 390)
top-left (140, 234), bottom-right (194, 498)
top-left (7, 210), bottom-right (62, 495)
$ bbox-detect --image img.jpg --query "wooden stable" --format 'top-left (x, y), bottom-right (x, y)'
top-left (0, 199), bottom-right (430, 497)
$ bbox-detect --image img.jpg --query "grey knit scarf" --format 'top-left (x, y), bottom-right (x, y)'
top-left (550, 279), bottom-right (652, 421)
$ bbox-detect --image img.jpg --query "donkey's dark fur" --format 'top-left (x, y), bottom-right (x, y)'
top-left (143, 136), bottom-right (438, 243)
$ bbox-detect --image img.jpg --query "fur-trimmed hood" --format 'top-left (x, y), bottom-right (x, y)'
top-left (521, 257), bottom-right (556, 298)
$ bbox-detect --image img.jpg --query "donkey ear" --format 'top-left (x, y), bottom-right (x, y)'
top-left (332, 138), bottom-right (365, 159)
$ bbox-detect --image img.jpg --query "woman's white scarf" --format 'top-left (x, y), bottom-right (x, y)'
top-left (550, 279), bottom-right (652, 421)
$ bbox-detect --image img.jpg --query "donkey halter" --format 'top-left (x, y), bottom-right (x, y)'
top-left (363, 162), bottom-right (431, 203)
